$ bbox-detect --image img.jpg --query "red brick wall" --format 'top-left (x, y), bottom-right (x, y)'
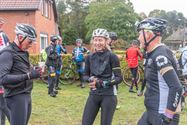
top-left (0, 2), bottom-right (57, 54)
top-left (35, 2), bottom-right (57, 54)
top-left (0, 11), bottom-right (35, 41)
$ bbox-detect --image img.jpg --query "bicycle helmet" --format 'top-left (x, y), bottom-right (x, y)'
top-left (131, 40), bottom-right (140, 46)
top-left (57, 35), bottom-right (62, 41)
top-left (92, 28), bottom-right (109, 39)
top-left (50, 35), bottom-right (59, 42)
top-left (136, 17), bottom-right (167, 35)
top-left (76, 39), bottom-right (83, 44)
top-left (15, 23), bottom-right (37, 41)
top-left (109, 32), bottom-right (118, 40)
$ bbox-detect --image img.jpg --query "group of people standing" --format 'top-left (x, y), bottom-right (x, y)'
top-left (0, 16), bottom-right (186, 125)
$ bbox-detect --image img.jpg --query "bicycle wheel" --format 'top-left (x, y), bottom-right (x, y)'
top-left (122, 67), bottom-right (141, 87)
top-left (41, 75), bottom-right (48, 84)
top-left (59, 67), bottom-right (76, 85)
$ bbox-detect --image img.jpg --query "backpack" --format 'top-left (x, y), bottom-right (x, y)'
top-left (178, 50), bottom-right (187, 69)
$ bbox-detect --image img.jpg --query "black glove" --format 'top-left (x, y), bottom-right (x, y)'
top-left (27, 69), bottom-right (41, 80)
top-left (96, 79), bottom-right (110, 89)
top-left (160, 114), bottom-right (173, 125)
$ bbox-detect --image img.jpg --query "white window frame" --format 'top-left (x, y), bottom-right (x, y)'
top-left (44, 0), bottom-right (48, 17)
top-left (40, 34), bottom-right (48, 52)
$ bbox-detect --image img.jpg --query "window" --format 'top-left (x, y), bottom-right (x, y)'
top-left (41, 0), bottom-right (49, 18)
top-left (40, 34), bottom-right (48, 52)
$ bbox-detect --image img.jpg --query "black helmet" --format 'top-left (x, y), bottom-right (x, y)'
top-left (109, 32), bottom-right (118, 40)
top-left (50, 35), bottom-right (59, 42)
top-left (131, 40), bottom-right (140, 46)
top-left (15, 23), bottom-right (37, 41)
top-left (136, 17), bottom-right (167, 35)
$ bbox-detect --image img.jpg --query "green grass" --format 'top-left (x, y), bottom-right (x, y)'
top-left (25, 80), bottom-right (187, 125)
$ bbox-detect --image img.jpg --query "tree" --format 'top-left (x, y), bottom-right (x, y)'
top-left (57, 0), bottom-right (89, 44)
top-left (85, 0), bottom-right (140, 43)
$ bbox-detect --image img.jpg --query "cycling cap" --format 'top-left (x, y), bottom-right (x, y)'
top-left (92, 28), bottom-right (109, 39)
top-left (109, 32), bottom-right (118, 40)
top-left (136, 17), bottom-right (167, 34)
top-left (15, 23), bottom-right (37, 41)
top-left (50, 35), bottom-right (59, 42)
top-left (76, 38), bottom-right (83, 44)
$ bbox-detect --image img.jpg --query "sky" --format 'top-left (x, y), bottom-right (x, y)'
top-left (130, 0), bottom-right (187, 18)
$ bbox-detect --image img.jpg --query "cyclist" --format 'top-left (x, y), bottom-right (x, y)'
top-left (72, 38), bottom-right (89, 88)
top-left (108, 31), bottom-right (121, 109)
top-left (45, 35), bottom-right (59, 97)
top-left (0, 17), bottom-right (10, 125)
top-left (82, 28), bottom-right (122, 125)
top-left (55, 35), bottom-right (67, 90)
top-left (107, 31), bottom-right (118, 51)
top-left (0, 23), bottom-right (42, 125)
top-left (136, 17), bottom-right (182, 125)
top-left (126, 40), bottom-right (143, 92)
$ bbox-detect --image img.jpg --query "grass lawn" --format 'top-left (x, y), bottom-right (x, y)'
top-left (26, 80), bottom-right (187, 125)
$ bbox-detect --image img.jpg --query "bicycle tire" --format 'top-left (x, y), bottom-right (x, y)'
top-left (59, 67), bottom-right (76, 85)
top-left (41, 75), bottom-right (48, 84)
top-left (122, 67), bottom-right (141, 87)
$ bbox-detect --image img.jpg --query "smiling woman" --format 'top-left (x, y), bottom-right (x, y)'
top-left (81, 28), bottom-right (122, 125)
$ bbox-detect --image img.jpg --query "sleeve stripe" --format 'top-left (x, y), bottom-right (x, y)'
top-left (112, 67), bottom-right (121, 70)
top-left (160, 66), bottom-right (173, 75)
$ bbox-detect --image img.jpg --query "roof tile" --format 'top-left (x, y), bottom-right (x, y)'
top-left (0, 0), bottom-right (41, 10)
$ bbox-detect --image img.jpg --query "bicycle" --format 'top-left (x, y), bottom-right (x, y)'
top-left (122, 65), bottom-right (144, 87)
top-left (58, 57), bottom-right (78, 85)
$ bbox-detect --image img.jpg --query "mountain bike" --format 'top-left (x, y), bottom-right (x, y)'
top-left (39, 58), bottom-right (78, 85)
top-left (122, 65), bottom-right (144, 87)
top-left (58, 58), bottom-right (78, 85)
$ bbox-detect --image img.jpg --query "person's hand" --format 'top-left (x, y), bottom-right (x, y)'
top-left (160, 114), bottom-right (173, 125)
top-left (89, 81), bottom-right (96, 90)
top-left (27, 68), bottom-right (42, 79)
top-left (96, 79), bottom-right (110, 89)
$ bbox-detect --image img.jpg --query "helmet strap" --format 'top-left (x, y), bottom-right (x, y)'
top-left (142, 30), bottom-right (158, 58)
top-left (17, 35), bottom-right (27, 50)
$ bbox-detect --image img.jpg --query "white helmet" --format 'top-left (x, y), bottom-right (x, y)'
top-left (92, 28), bottom-right (109, 39)
top-left (15, 23), bottom-right (37, 41)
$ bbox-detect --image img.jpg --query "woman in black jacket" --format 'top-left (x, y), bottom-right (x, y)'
top-left (82, 28), bottom-right (122, 125)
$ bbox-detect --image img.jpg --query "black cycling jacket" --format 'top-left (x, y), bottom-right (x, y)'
top-left (0, 42), bottom-right (32, 97)
top-left (144, 44), bottom-right (182, 113)
top-left (83, 50), bottom-right (122, 95)
top-left (45, 43), bottom-right (59, 67)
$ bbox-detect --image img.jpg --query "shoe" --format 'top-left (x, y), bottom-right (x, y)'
top-left (137, 91), bottom-right (143, 96)
top-left (49, 93), bottom-right (56, 97)
top-left (55, 87), bottom-right (61, 90)
top-left (129, 89), bottom-right (136, 93)
top-left (116, 105), bottom-right (121, 110)
top-left (54, 90), bottom-right (58, 95)
top-left (81, 84), bottom-right (85, 88)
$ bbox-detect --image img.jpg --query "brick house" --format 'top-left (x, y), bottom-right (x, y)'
top-left (0, 0), bottom-right (59, 54)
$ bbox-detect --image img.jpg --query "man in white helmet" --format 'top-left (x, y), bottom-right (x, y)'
top-left (0, 23), bottom-right (42, 125)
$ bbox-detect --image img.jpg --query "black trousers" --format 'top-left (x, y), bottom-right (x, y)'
top-left (0, 94), bottom-right (10, 125)
top-left (138, 110), bottom-right (179, 125)
top-left (82, 94), bottom-right (117, 125)
top-left (5, 94), bottom-right (31, 125)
